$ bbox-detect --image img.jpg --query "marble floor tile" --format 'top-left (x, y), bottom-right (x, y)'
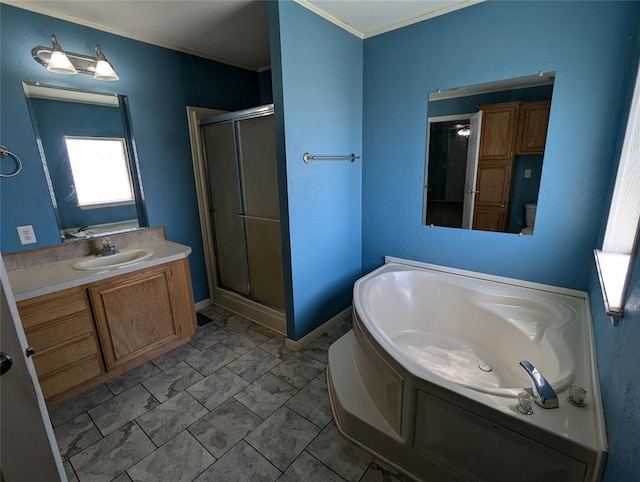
top-left (64, 460), bottom-right (78, 482)
top-left (226, 348), bottom-right (280, 382)
top-left (151, 343), bottom-right (201, 371)
top-left (185, 343), bottom-right (239, 376)
top-left (113, 473), bottom-right (132, 482)
top-left (278, 451), bottom-right (345, 482)
top-left (199, 305), bottom-right (232, 326)
top-left (142, 361), bottom-right (204, 402)
top-left (136, 391), bottom-right (208, 446)
top-left (187, 367), bottom-right (249, 410)
top-left (218, 314), bottom-right (254, 333)
top-left (325, 320), bottom-right (353, 341)
top-left (258, 335), bottom-right (295, 360)
top-left (189, 398), bottom-right (262, 458)
top-left (285, 378), bottom-right (333, 428)
top-left (360, 462), bottom-right (402, 482)
top-left (249, 323), bottom-right (280, 338)
top-left (54, 412), bottom-right (102, 460)
top-left (316, 367), bottom-right (328, 381)
top-left (300, 335), bottom-right (334, 365)
top-left (270, 352), bottom-right (325, 389)
top-left (193, 440), bottom-right (280, 482)
top-left (105, 363), bottom-right (161, 395)
top-left (220, 329), bottom-right (269, 355)
top-left (234, 372), bottom-right (298, 419)
top-left (244, 406), bottom-right (320, 471)
top-left (190, 323), bottom-right (233, 350)
top-left (127, 430), bottom-right (215, 482)
top-left (89, 385), bottom-right (158, 436)
top-left (70, 421), bottom-right (155, 482)
top-left (48, 384), bottom-right (113, 427)
top-left (306, 422), bottom-right (374, 482)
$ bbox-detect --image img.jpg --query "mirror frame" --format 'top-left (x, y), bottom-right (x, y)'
top-left (23, 81), bottom-right (148, 242)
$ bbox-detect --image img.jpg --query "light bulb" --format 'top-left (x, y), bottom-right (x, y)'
top-left (47, 35), bottom-right (77, 74)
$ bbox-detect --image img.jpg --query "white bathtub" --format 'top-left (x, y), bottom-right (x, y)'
top-left (327, 258), bottom-right (607, 482)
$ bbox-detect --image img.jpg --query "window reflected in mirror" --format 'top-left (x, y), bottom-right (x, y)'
top-left (424, 73), bottom-right (555, 235)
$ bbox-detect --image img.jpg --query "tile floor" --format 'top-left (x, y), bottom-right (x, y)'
top-left (51, 306), bottom-right (412, 482)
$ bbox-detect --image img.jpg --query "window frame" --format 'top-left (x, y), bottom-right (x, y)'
top-left (594, 63), bottom-right (640, 325)
top-left (63, 135), bottom-right (136, 210)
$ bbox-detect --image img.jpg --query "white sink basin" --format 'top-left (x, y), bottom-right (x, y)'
top-left (72, 248), bottom-right (154, 271)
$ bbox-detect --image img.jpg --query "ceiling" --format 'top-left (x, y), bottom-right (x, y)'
top-left (4, 0), bottom-right (480, 71)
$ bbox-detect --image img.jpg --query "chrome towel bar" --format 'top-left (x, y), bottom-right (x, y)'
top-left (0, 145), bottom-right (23, 178)
top-left (303, 152), bottom-right (359, 163)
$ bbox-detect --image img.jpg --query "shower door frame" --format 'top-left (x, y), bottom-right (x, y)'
top-left (188, 104), bottom-right (286, 334)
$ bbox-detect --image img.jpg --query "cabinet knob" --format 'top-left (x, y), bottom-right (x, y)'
top-left (25, 347), bottom-right (35, 357)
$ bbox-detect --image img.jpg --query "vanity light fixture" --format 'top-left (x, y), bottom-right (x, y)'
top-left (32, 35), bottom-right (119, 81)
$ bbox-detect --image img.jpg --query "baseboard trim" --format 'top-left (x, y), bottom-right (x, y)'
top-left (194, 299), bottom-right (211, 311)
top-left (285, 306), bottom-right (352, 351)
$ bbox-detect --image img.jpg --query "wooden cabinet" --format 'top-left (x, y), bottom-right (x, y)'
top-left (89, 259), bottom-right (195, 370)
top-left (472, 100), bottom-right (550, 232)
top-left (17, 257), bottom-right (196, 401)
top-left (17, 287), bottom-right (104, 399)
top-left (477, 102), bottom-right (520, 160)
top-left (516, 100), bottom-right (551, 154)
top-left (474, 103), bottom-right (520, 232)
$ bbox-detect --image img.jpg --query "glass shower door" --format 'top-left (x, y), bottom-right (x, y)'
top-left (237, 115), bottom-right (285, 309)
top-left (202, 122), bottom-right (249, 296)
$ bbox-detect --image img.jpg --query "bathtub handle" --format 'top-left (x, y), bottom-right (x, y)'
top-left (518, 360), bottom-right (559, 409)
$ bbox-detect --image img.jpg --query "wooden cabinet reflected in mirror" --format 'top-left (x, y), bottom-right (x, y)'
top-left (424, 73), bottom-right (554, 235)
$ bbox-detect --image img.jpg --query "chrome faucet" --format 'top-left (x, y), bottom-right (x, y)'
top-left (96, 237), bottom-right (119, 257)
top-left (519, 360), bottom-right (559, 409)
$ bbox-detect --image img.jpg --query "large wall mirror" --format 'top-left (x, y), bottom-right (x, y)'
top-left (23, 82), bottom-right (148, 241)
top-left (423, 72), bottom-right (555, 235)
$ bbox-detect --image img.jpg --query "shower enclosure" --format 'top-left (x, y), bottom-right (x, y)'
top-left (200, 105), bottom-right (285, 313)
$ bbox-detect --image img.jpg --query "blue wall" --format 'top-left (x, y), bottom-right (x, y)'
top-left (362, 1), bottom-right (640, 290)
top-left (270, 1), bottom-right (363, 340)
top-left (590, 264), bottom-right (640, 481)
top-left (0, 4), bottom-right (261, 302)
top-left (28, 98), bottom-right (137, 229)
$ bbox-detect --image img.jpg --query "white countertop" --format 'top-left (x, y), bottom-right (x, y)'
top-left (8, 241), bottom-right (191, 301)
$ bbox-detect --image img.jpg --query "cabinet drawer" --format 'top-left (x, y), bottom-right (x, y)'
top-left (26, 312), bottom-right (95, 352)
top-left (39, 357), bottom-right (103, 399)
top-left (33, 335), bottom-right (100, 378)
top-left (18, 288), bottom-right (91, 331)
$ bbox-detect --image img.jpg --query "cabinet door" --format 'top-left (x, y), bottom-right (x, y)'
top-left (478, 102), bottom-right (519, 160)
top-left (473, 208), bottom-right (505, 232)
top-left (517, 101), bottom-right (551, 154)
top-left (89, 264), bottom-right (181, 369)
top-left (473, 160), bottom-right (512, 232)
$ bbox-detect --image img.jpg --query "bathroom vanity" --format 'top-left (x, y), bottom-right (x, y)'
top-left (7, 239), bottom-right (196, 403)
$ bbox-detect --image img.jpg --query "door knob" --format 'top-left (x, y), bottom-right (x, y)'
top-left (0, 352), bottom-right (13, 375)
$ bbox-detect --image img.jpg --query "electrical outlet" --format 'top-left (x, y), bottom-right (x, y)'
top-left (17, 225), bottom-right (37, 245)
top-left (524, 169), bottom-right (532, 179)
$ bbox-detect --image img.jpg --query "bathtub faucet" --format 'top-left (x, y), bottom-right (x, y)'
top-left (518, 360), bottom-right (559, 409)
